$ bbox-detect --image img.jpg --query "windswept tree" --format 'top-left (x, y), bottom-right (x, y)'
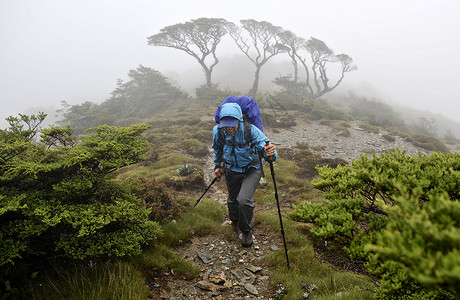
top-left (277, 30), bottom-right (306, 83)
top-left (277, 36), bottom-right (357, 99)
top-left (227, 19), bottom-right (286, 96)
top-left (305, 37), bottom-right (357, 99)
top-left (147, 18), bottom-right (228, 88)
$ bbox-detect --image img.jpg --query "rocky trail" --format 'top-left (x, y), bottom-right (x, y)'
top-left (151, 147), bottom-right (286, 299)
top-left (148, 117), bottom-right (453, 299)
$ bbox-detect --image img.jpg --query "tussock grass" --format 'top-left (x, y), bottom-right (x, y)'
top-left (179, 138), bottom-right (209, 157)
top-left (158, 198), bottom-right (228, 247)
top-left (254, 190), bottom-right (278, 206)
top-left (129, 245), bottom-right (200, 280)
top-left (26, 261), bottom-right (149, 300)
top-left (267, 158), bottom-right (305, 188)
top-left (116, 153), bottom-right (196, 182)
top-left (256, 210), bottom-right (374, 299)
top-left (258, 158), bottom-right (318, 206)
top-left (151, 153), bottom-right (192, 170)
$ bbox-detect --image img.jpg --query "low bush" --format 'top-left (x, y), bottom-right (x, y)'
top-left (0, 116), bottom-right (159, 266)
top-left (262, 112), bottom-right (297, 128)
top-left (195, 84), bottom-right (240, 102)
top-left (357, 122), bottom-right (381, 133)
top-left (127, 177), bottom-right (184, 224)
top-left (290, 150), bottom-right (460, 298)
top-left (411, 133), bottom-right (449, 152)
top-left (382, 134), bottom-right (396, 142)
top-left (366, 193), bottom-right (460, 299)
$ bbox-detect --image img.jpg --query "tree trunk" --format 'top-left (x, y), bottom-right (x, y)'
top-left (199, 60), bottom-right (213, 88)
top-left (205, 69), bottom-right (212, 88)
top-left (249, 67), bottom-right (261, 97)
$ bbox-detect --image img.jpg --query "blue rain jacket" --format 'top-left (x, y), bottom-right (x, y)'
top-left (212, 103), bottom-right (277, 173)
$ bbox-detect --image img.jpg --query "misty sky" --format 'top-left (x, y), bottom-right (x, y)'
top-left (1, 0), bottom-right (460, 129)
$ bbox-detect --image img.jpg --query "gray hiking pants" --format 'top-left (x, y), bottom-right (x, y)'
top-left (225, 167), bottom-right (262, 233)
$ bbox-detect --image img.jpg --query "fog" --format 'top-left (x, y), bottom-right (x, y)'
top-left (1, 0), bottom-right (460, 130)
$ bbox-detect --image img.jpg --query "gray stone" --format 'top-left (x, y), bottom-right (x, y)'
top-left (244, 283), bottom-right (259, 295)
top-left (231, 269), bottom-right (244, 279)
top-left (241, 275), bottom-right (255, 285)
top-left (246, 265), bottom-right (263, 273)
top-left (259, 275), bottom-right (270, 281)
top-left (197, 252), bottom-right (218, 264)
top-left (187, 285), bottom-right (197, 294)
top-left (196, 281), bottom-right (213, 291)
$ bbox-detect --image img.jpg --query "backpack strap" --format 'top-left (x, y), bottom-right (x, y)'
top-left (242, 114), bottom-right (252, 147)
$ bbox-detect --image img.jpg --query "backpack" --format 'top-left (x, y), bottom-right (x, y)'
top-left (215, 96), bottom-right (265, 174)
top-left (215, 96), bottom-right (263, 132)
top-left (215, 96), bottom-right (263, 146)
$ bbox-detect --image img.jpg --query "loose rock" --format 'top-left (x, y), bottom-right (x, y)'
top-left (244, 283), bottom-right (259, 295)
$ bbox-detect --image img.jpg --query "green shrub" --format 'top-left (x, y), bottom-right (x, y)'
top-left (357, 122), bottom-right (380, 133)
top-left (366, 193), bottom-right (459, 299)
top-left (391, 129), bottom-right (414, 142)
top-left (127, 177), bottom-right (184, 224)
top-left (291, 150), bottom-right (460, 298)
top-left (0, 116), bottom-right (160, 266)
top-left (336, 126), bottom-right (350, 137)
top-left (262, 112), bottom-right (297, 128)
top-left (411, 133), bottom-right (449, 153)
top-left (195, 84), bottom-right (240, 102)
top-left (382, 134), bottom-right (396, 142)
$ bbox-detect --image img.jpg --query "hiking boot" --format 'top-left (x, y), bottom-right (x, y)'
top-left (239, 231), bottom-right (253, 247)
top-left (231, 222), bottom-right (241, 236)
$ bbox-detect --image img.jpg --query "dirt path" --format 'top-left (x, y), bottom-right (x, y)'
top-left (150, 149), bottom-right (285, 299)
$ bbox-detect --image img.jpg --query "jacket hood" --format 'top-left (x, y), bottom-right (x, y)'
top-left (219, 103), bottom-right (243, 122)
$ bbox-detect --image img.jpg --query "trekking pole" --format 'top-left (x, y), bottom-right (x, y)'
top-left (194, 177), bottom-right (218, 207)
top-left (265, 140), bottom-right (291, 268)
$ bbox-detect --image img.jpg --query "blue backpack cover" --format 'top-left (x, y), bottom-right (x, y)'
top-left (214, 96), bottom-right (263, 132)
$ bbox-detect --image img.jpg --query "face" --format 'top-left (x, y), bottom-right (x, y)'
top-left (224, 124), bottom-right (238, 135)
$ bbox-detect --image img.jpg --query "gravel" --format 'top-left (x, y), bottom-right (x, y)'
top-left (266, 118), bottom-right (432, 163)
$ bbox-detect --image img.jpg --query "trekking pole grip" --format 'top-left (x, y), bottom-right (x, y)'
top-left (265, 140), bottom-right (273, 161)
top-left (265, 140), bottom-right (275, 176)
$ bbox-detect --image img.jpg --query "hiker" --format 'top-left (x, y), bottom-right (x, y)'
top-left (212, 102), bottom-right (277, 247)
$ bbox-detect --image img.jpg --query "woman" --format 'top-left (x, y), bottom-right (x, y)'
top-left (212, 102), bottom-right (277, 247)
